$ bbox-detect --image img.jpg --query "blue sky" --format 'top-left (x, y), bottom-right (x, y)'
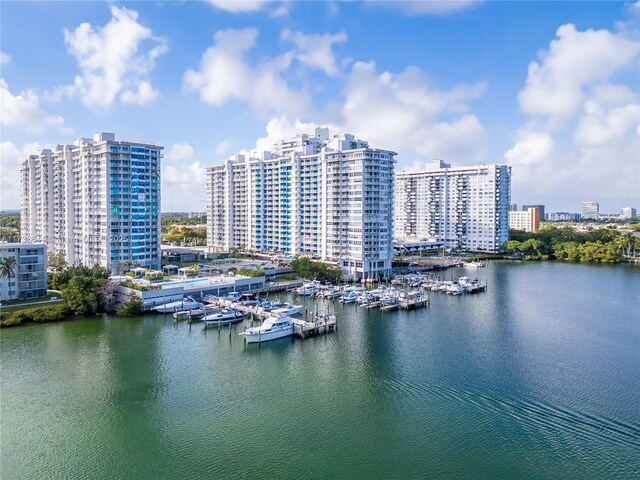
top-left (1, 1), bottom-right (639, 213)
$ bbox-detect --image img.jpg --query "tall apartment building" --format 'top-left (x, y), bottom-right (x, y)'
top-left (0, 243), bottom-right (47, 301)
top-left (509, 207), bottom-right (540, 233)
top-left (207, 129), bottom-right (396, 280)
top-left (21, 133), bottom-right (162, 274)
top-left (620, 207), bottom-right (637, 219)
top-left (581, 201), bottom-right (599, 220)
top-left (394, 160), bottom-right (511, 252)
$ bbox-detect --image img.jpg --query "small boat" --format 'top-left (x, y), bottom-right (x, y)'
top-left (238, 293), bottom-right (260, 306)
top-left (464, 261), bottom-right (485, 268)
top-left (239, 316), bottom-right (294, 343)
top-left (341, 291), bottom-right (359, 303)
top-left (202, 309), bottom-right (244, 326)
top-left (151, 297), bottom-right (203, 313)
top-left (219, 292), bottom-right (242, 303)
top-left (323, 288), bottom-right (343, 299)
top-left (271, 304), bottom-right (304, 317)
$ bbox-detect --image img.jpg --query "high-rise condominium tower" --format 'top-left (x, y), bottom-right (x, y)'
top-left (21, 133), bottom-right (162, 274)
top-left (206, 128), bottom-right (396, 280)
top-left (394, 160), bottom-right (511, 252)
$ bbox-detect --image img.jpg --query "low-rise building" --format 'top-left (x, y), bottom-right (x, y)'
top-left (0, 242), bottom-right (47, 301)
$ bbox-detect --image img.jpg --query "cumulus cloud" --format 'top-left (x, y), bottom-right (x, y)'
top-left (0, 51), bottom-right (10, 64)
top-left (1, 79), bottom-right (71, 134)
top-left (337, 61), bottom-right (487, 164)
top-left (253, 117), bottom-right (327, 152)
top-left (206, 1), bottom-right (268, 13)
top-left (167, 143), bottom-right (195, 161)
top-left (53, 5), bottom-right (167, 108)
top-left (1, 141), bottom-right (42, 210)
top-left (518, 23), bottom-right (639, 123)
top-left (369, 1), bottom-right (482, 16)
top-left (215, 139), bottom-right (233, 155)
top-left (281, 29), bottom-right (347, 77)
top-left (183, 28), bottom-right (312, 117)
top-left (506, 23), bottom-right (640, 209)
top-left (161, 160), bottom-right (208, 211)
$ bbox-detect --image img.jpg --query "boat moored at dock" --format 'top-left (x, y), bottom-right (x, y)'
top-left (239, 316), bottom-right (295, 343)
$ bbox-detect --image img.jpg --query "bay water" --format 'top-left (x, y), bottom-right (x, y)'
top-left (2, 262), bottom-right (639, 479)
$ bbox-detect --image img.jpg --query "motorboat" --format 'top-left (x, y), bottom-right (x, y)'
top-left (446, 283), bottom-right (466, 295)
top-left (202, 309), bottom-right (244, 326)
top-left (219, 292), bottom-right (242, 303)
top-left (271, 304), bottom-right (304, 317)
top-left (151, 297), bottom-right (203, 313)
top-left (323, 287), bottom-right (343, 299)
top-left (464, 261), bottom-right (485, 268)
top-left (296, 281), bottom-right (321, 296)
top-left (238, 293), bottom-right (260, 306)
top-left (341, 291), bottom-right (359, 303)
top-left (239, 316), bottom-right (294, 343)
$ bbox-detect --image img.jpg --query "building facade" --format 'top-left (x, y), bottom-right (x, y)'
top-left (522, 204), bottom-right (545, 222)
top-left (207, 129), bottom-right (396, 280)
top-left (0, 243), bottom-right (47, 301)
top-left (21, 133), bottom-right (162, 274)
top-left (620, 207), bottom-right (637, 219)
top-left (546, 212), bottom-right (581, 222)
top-left (394, 160), bottom-right (511, 252)
top-left (509, 207), bottom-right (541, 233)
top-left (581, 202), bottom-right (599, 220)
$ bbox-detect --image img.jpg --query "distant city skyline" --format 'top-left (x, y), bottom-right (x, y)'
top-left (1, 1), bottom-right (639, 213)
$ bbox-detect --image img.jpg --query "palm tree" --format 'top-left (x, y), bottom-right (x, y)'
top-left (0, 256), bottom-right (18, 300)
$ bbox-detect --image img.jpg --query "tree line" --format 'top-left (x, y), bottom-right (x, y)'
top-left (502, 226), bottom-right (638, 263)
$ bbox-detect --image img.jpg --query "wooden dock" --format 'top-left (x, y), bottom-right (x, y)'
top-left (292, 313), bottom-right (337, 338)
top-left (380, 295), bottom-right (429, 312)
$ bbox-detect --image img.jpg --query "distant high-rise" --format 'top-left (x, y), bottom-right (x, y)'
top-left (509, 207), bottom-right (540, 233)
top-left (394, 160), bottom-right (511, 252)
top-left (509, 204), bottom-right (518, 211)
top-left (207, 129), bottom-right (396, 280)
top-left (522, 204), bottom-right (545, 222)
top-left (581, 202), bottom-right (599, 220)
top-left (21, 133), bottom-right (162, 274)
top-left (620, 207), bottom-right (637, 219)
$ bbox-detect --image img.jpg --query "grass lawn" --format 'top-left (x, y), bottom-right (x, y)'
top-left (0, 291), bottom-right (65, 312)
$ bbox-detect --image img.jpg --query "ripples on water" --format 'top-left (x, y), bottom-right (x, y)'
top-left (1, 262), bottom-right (639, 479)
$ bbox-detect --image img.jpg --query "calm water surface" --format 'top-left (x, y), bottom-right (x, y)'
top-left (2, 262), bottom-right (639, 479)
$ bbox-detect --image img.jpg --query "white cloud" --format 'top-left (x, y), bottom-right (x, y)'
top-left (0, 51), bottom-right (10, 64)
top-left (215, 139), bottom-right (233, 155)
top-left (281, 29), bottom-right (347, 77)
top-left (504, 128), bottom-right (554, 166)
top-left (369, 1), bottom-right (482, 16)
top-left (1, 142), bottom-right (42, 210)
top-left (253, 116), bottom-right (326, 152)
top-left (57, 5), bottom-right (167, 108)
top-left (337, 61), bottom-right (487, 164)
top-left (167, 143), bottom-right (195, 161)
top-left (506, 24), bottom-right (640, 209)
top-left (1, 79), bottom-right (71, 134)
top-left (161, 160), bottom-right (208, 211)
top-left (183, 28), bottom-right (311, 117)
top-left (120, 81), bottom-right (160, 106)
top-left (518, 23), bottom-right (639, 122)
top-left (206, 1), bottom-right (268, 13)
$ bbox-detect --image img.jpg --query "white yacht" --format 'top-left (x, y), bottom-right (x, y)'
top-left (296, 281), bottom-right (321, 296)
top-left (464, 261), bottom-right (485, 268)
top-left (151, 297), bottom-right (202, 313)
top-left (239, 316), bottom-right (294, 343)
top-left (271, 304), bottom-right (304, 317)
top-left (202, 309), bottom-right (244, 326)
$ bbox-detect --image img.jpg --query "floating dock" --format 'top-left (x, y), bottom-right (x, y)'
top-left (292, 313), bottom-right (337, 338)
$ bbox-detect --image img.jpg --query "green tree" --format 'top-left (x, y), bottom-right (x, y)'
top-left (47, 251), bottom-right (68, 273)
top-left (0, 256), bottom-right (17, 300)
top-left (116, 292), bottom-right (142, 317)
top-left (61, 275), bottom-right (102, 315)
